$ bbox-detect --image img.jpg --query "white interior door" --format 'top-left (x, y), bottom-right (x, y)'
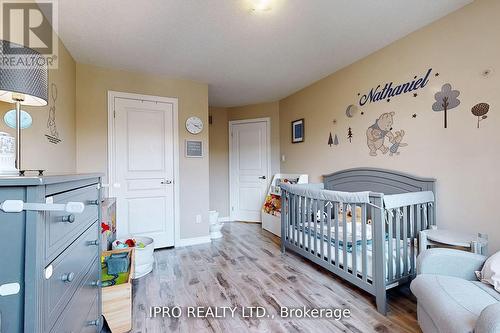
top-left (230, 119), bottom-right (270, 222)
top-left (112, 97), bottom-right (175, 248)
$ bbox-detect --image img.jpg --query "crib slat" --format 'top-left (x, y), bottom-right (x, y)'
top-left (352, 203), bottom-right (357, 277)
top-left (301, 196), bottom-right (307, 249)
top-left (297, 196), bottom-right (307, 248)
top-left (335, 203), bottom-right (340, 268)
top-left (343, 203), bottom-right (348, 272)
top-left (387, 210), bottom-right (394, 281)
top-left (371, 204), bottom-right (376, 280)
top-left (319, 200), bottom-right (324, 259)
top-left (395, 209), bottom-right (401, 279)
top-left (428, 203), bottom-right (434, 227)
top-left (423, 204), bottom-right (428, 230)
top-left (416, 204), bottom-right (422, 232)
top-left (306, 198), bottom-right (312, 252)
top-left (292, 194), bottom-right (300, 245)
top-left (281, 192), bottom-right (290, 241)
top-left (327, 201), bottom-right (332, 264)
top-left (403, 206), bottom-right (409, 276)
top-left (410, 204), bottom-right (415, 274)
top-left (313, 199), bottom-right (318, 255)
top-left (361, 203), bottom-right (368, 282)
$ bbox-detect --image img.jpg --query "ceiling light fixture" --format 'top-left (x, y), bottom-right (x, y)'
top-left (251, 0), bottom-right (272, 12)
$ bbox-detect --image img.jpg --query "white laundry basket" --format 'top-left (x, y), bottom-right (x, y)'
top-left (113, 237), bottom-right (154, 279)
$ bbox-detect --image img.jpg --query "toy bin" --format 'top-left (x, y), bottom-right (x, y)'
top-left (113, 236), bottom-right (154, 279)
top-left (102, 248), bottom-right (134, 333)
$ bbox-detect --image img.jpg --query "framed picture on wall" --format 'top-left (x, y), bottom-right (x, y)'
top-left (291, 118), bottom-right (304, 143)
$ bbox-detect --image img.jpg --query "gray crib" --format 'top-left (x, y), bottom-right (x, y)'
top-left (280, 168), bottom-right (436, 314)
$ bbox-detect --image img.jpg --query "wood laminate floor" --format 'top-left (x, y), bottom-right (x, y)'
top-left (132, 222), bottom-right (420, 333)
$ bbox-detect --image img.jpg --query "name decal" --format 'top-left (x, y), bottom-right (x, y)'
top-left (359, 68), bottom-right (432, 106)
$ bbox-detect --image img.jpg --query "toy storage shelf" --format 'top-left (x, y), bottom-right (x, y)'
top-left (262, 173), bottom-right (308, 237)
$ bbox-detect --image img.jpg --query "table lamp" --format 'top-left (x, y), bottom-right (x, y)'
top-left (0, 40), bottom-right (48, 172)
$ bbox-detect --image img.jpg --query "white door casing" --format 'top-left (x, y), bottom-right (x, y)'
top-left (229, 118), bottom-right (271, 222)
top-left (108, 91), bottom-right (179, 248)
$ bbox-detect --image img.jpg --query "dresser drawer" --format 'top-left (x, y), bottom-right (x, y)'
top-left (50, 262), bottom-right (100, 333)
top-left (44, 222), bottom-right (100, 332)
top-left (45, 185), bottom-right (99, 262)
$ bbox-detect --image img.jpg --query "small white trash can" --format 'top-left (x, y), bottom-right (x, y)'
top-left (113, 236), bottom-right (154, 279)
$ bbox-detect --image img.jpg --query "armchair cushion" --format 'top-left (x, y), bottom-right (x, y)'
top-left (411, 275), bottom-right (499, 333)
top-left (475, 303), bottom-right (500, 333)
top-left (417, 248), bottom-right (487, 280)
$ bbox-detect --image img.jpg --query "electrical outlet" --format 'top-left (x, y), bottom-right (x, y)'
top-left (195, 214), bottom-right (202, 224)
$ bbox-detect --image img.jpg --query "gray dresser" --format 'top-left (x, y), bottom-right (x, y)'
top-left (0, 174), bottom-right (102, 333)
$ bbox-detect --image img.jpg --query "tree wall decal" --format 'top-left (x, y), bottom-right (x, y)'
top-left (432, 83), bottom-right (461, 128)
top-left (328, 132), bottom-right (333, 146)
top-left (471, 103), bottom-right (489, 128)
top-left (347, 127), bottom-right (353, 143)
top-left (334, 134), bottom-right (339, 146)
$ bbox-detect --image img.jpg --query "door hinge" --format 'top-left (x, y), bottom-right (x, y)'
top-left (231, 206), bottom-right (234, 211)
top-left (113, 110), bottom-right (116, 118)
top-left (231, 132), bottom-right (233, 137)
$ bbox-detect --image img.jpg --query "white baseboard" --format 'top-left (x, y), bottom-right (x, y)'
top-left (218, 216), bottom-right (231, 222)
top-left (176, 235), bottom-right (211, 247)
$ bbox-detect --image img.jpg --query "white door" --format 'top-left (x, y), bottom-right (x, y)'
top-left (113, 97), bottom-right (175, 248)
top-left (230, 119), bottom-right (270, 222)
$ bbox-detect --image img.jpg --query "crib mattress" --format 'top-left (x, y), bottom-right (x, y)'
top-left (287, 225), bottom-right (413, 280)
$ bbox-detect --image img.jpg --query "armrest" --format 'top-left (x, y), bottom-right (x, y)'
top-left (417, 248), bottom-right (487, 280)
top-left (475, 303), bottom-right (500, 333)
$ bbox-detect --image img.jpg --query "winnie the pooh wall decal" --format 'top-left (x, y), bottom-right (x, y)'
top-left (432, 83), bottom-right (461, 129)
top-left (471, 103), bottom-right (489, 128)
top-left (389, 130), bottom-right (408, 156)
top-left (45, 83), bottom-right (62, 144)
top-left (366, 112), bottom-right (407, 157)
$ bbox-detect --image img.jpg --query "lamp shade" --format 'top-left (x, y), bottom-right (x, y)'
top-left (0, 40), bottom-right (48, 106)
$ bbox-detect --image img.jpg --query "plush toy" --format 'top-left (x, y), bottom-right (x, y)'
top-left (124, 239), bottom-right (136, 247)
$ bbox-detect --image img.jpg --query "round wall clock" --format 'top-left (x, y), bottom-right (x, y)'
top-left (186, 116), bottom-right (204, 134)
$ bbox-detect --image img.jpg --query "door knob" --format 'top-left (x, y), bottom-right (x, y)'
top-left (161, 180), bottom-right (172, 185)
top-left (258, 176), bottom-right (266, 180)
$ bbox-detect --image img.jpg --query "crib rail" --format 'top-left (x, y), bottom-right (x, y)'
top-left (280, 184), bottom-right (435, 313)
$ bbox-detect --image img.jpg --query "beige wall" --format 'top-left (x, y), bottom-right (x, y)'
top-left (208, 107), bottom-right (229, 216)
top-left (0, 38), bottom-right (76, 173)
top-left (209, 101), bottom-right (280, 217)
top-left (76, 64), bottom-right (209, 240)
top-left (279, 0), bottom-right (500, 252)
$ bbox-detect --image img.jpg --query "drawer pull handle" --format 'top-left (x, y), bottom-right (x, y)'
top-left (88, 319), bottom-right (100, 327)
top-left (87, 200), bottom-right (99, 206)
top-left (61, 272), bottom-right (75, 283)
top-left (91, 280), bottom-right (101, 287)
top-left (62, 214), bottom-right (75, 223)
top-left (86, 240), bottom-right (99, 246)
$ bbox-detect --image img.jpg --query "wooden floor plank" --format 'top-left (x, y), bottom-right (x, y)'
top-left (132, 222), bottom-right (420, 333)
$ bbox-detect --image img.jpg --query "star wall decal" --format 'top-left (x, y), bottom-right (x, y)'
top-left (435, 72), bottom-right (440, 77)
top-left (413, 93), bottom-right (418, 97)
top-left (412, 113), bottom-right (417, 118)
top-left (387, 99), bottom-right (391, 102)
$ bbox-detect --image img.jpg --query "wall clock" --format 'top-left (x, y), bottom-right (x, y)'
top-left (186, 116), bottom-right (203, 134)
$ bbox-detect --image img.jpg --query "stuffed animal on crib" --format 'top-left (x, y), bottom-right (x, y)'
top-left (366, 112), bottom-right (395, 156)
top-left (389, 130), bottom-right (408, 156)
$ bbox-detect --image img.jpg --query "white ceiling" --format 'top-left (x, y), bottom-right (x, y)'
top-left (53, 0), bottom-right (472, 107)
